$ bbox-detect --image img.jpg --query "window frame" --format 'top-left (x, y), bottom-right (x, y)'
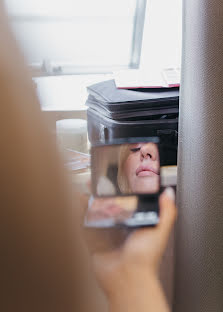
top-left (9, 0), bottom-right (147, 77)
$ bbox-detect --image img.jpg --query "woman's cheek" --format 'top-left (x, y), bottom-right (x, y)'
top-left (155, 160), bottom-right (160, 171)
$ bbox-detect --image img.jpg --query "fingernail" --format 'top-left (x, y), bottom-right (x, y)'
top-left (164, 187), bottom-right (175, 201)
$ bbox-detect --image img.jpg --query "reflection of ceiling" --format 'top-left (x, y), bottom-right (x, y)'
top-left (161, 166), bottom-right (177, 186)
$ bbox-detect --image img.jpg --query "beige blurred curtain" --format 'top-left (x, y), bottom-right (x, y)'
top-left (175, 0), bottom-right (223, 311)
top-left (0, 2), bottom-right (104, 311)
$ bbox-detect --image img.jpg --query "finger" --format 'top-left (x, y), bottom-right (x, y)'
top-left (156, 187), bottom-right (177, 246)
top-left (124, 188), bottom-right (176, 244)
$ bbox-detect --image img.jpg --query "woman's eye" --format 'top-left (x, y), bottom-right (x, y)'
top-left (130, 148), bottom-right (141, 152)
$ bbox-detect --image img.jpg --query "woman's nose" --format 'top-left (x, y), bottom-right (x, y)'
top-left (140, 144), bottom-right (156, 160)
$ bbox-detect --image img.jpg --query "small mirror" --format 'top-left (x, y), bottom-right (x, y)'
top-left (91, 139), bottom-right (160, 196)
top-left (85, 138), bottom-right (160, 228)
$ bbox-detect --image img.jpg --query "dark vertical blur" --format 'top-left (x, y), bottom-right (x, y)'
top-left (175, 0), bottom-right (223, 311)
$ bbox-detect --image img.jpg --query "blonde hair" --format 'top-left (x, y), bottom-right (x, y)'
top-left (0, 6), bottom-right (100, 311)
top-left (117, 144), bottom-right (132, 194)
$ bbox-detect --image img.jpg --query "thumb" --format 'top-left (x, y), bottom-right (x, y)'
top-left (156, 187), bottom-right (177, 248)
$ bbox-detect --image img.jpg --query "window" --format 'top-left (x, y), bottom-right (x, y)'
top-left (4, 0), bottom-right (182, 113)
top-left (140, 0), bottom-right (182, 71)
top-left (5, 0), bottom-right (146, 75)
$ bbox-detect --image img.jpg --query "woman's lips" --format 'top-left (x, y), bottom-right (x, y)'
top-left (136, 165), bottom-right (159, 177)
top-left (138, 171), bottom-right (157, 177)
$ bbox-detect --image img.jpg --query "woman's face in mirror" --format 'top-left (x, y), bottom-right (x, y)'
top-left (123, 143), bottom-right (160, 194)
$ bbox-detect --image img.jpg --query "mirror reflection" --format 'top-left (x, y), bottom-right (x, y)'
top-left (85, 194), bottom-right (159, 228)
top-left (92, 141), bottom-right (160, 196)
top-left (86, 196), bottom-right (138, 226)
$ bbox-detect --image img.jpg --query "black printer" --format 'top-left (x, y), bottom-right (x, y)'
top-left (86, 79), bottom-right (179, 165)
